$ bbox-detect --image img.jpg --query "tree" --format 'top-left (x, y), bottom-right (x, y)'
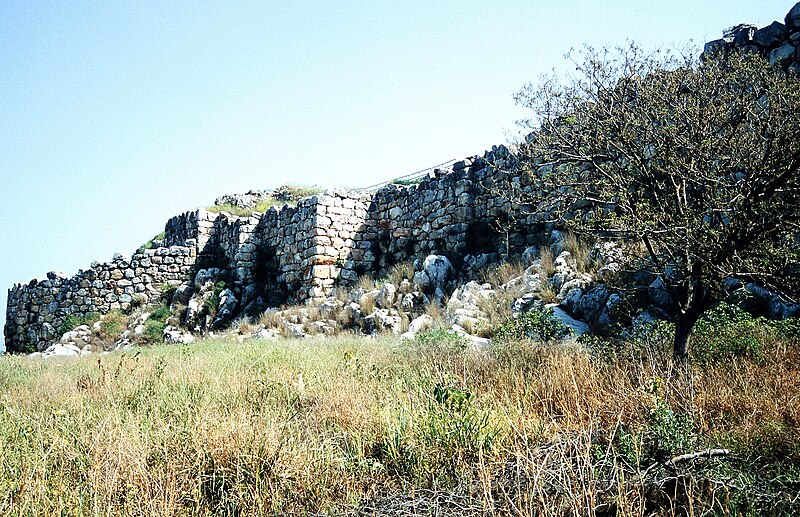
top-left (513, 45), bottom-right (800, 360)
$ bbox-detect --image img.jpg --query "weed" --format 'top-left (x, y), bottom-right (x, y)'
top-left (56, 313), bottom-right (99, 336)
top-left (137, 231), bottom-right (166, 253)
top-left (481, 259), bottom-right (526, 287)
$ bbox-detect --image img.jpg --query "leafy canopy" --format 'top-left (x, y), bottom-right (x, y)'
top-left (514, 44), bottom-right (800, 359)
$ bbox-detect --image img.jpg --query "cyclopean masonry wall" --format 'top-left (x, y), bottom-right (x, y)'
top-left (8, 2), bottom-right (800, 354)
top-left (5, 246), bottom-right (196, 353)
top-left (4, 144), bottom-right (527, 353)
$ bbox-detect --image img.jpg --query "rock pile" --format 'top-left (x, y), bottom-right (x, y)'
top-left (704, 3), bottom-right (800, 72)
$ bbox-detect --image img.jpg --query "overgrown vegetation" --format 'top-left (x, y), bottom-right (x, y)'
top-left (137, 231), bottom-right (166, 253)
top-left (1, 324), bottom-right (797, 515)
top-left (206, 185), bottom-right (324, 217)
top-left (494, 305), bottom-right (571, 343)
top-left (56, 312), bottom-right (100, 336)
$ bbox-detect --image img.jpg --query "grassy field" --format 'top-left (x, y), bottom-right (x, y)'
top-left (1, 323), bottom-right (799, 516)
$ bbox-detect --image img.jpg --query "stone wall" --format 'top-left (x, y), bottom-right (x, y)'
top-left (5, 246), bottom-right (195, 353)
top-left (8, 2), bottom-right (800, 353)
top-left (1, 143), bottom-right (555, 353)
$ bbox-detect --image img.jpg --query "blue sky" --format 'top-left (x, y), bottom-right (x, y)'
top-left (1, 1), bottom-right (795, 348)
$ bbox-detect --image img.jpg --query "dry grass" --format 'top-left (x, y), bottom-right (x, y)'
top-left (481, 259), bottom-right (527, 287)
top-left (539, 244), bottom-right (556, 277)
top-left (388, 261), bottom-right (414, 287)
top-left (562, 230), bottom-right (600, 274)
top-left (256, 308), bottom-right (281, 328)
top-left (0, 330), bottom-right (798, 516)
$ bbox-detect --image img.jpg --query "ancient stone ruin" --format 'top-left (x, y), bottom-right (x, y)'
top-left (6, 3), bottom-right (800, 354)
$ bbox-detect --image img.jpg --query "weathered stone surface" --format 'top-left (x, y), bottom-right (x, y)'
top-left (753, 21), bottom-right (788, 49)
top-left (769, 43), bottom-right (796, 67)
top-left (787, 2), bottom-right (800, 29)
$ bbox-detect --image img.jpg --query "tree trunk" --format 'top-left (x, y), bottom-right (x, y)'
top-left (673, 311), bottom-right (700, 362)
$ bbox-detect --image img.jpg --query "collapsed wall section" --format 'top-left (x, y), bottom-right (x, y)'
top-left (4, 246), bottom-right (195, 353)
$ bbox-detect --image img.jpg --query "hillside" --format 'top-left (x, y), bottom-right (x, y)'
top-left (2, 3), bottom-right (800, 515)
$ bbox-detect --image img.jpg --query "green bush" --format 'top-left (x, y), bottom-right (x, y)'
top-left (494, 306), bottom-right (570, 343)
top-left (138, 231), bottom-right (166, 253)
top-left (140, 304), bottom-right (172, 345)
top-left (411, 328), bottom-right (468, 351)
top-left (691, 302), bottom-right (766, 364)
top-left (375, 382), bottom-right (499, 487)
top-left (203, 282), bottom-right (227, 316)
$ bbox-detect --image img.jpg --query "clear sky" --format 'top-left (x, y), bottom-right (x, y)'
top-left (1, 1), bottom-right (795, 349)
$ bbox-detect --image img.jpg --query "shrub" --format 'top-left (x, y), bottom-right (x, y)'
top-left (137, 231), bottom-right (166, 253)
top-left (411, 328), bottom-right (468, 352)
top-left (691, 302), bottom-right (766, 365)
top-left (494, 305), bottom-right (570, 343)
top-left (203, 282), bottom-right (227, 316)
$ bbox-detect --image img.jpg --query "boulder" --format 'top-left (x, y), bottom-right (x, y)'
top-left (173, 283), bottom-right (194, 305)
top-left (362, 309), bottom-right (402, 334)
top-left (787, 2), bottom-right (800, 30)
top-left (47, 344), bottom-right (80, 358)
top-left (212, 289), bottom-right (238, 328)
top-left (163, 327), bottom-right (195, 344)
top-left (547, 305), bottom-right (590, 337)
top-left (421, 255), bottom-right (454, 291)
top-left (703, 38), bottom-right (730, 57)
top-left (753, 21), bottom-right (788, 49)
top-left (412, 271), bottom-right (431, 291)
top-left (282, 321), bottom-right (306, 339)
top-left (319, 299), bottom-right (344, 319)
top-left (648, 277), bottom-right (673, 311)
top-left (577, 284), bottom-right (611, 322)
top-left (450, 324), bottom-right (491, 350)
top-left (522, 246), bottom-right (539, 264)
top-left (375, 283), bottom-right (397, 309)
top-left (408, 314), bottom-right (435, 334)
top-left (769, 43), bottom-right (796, 68)
top-left (744, 283), bottom-right (800, 319)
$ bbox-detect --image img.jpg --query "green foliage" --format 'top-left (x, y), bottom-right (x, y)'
top-left (203, 281), bottom-right (227, 316)
top-left (138, 231), bottom-right (166, 253)
top-left (411, 328), bottom-right (468, 351)
top-left (140, 304), bottom-right (172, 345)
top-left (56, 313), bottom-right (99, 337)
top-left (646, 398), bottom-right (696, 462)
top-left (691, 302), bottom-right (764, 364)
top-left (515, 45), bottom-right (800, 358)
top-left (494, 305), bottom-right (570, 342)
top-left (376, 381), bottom-right (499, 487)
top-left (206, 185), bottom-right (324, 217)
top-left (391, 177), bottom-right (423, 186)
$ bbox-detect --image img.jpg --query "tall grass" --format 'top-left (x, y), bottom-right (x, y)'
top-left (0, 329), bottom-right (798, 515)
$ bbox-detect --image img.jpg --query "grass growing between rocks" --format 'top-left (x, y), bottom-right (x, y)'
top-left (0, 327), bottom-right (799, 516)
